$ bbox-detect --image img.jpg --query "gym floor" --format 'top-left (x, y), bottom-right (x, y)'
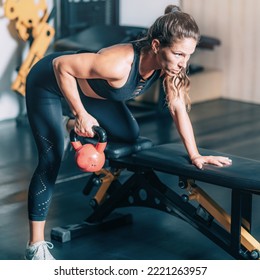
top-left (1, 98), bottom-right (260, 260)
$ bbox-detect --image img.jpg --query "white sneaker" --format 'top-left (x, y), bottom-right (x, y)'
top-left (25, 241), bottom-right (55, 260)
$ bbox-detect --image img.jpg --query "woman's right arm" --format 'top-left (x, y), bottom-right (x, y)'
top-left (52, 52), bottom-right (118, 137)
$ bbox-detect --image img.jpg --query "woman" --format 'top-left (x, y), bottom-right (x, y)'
top-left (25, 5), bottom-right (232, 260)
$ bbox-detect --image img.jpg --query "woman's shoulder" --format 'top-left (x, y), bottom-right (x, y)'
top-left (98, 43), bottom-right (135, 72)
top-left (98, 43), bottom-right (134, 61)
top-left (93, 43), bottom-right (135, 79)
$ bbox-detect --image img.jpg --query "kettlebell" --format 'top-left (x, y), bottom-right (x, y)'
top-left (70, 126), bottom-right (107, 172)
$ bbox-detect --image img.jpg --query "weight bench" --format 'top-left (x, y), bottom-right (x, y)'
top-left (51, 137), bottom-right (260, 260)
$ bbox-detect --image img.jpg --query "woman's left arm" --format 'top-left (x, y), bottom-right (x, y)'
top-left (170, 98), bottom-right (232, 169)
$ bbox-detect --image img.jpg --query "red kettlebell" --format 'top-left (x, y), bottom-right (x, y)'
top-left (70, 126), bottom-right (107, 172)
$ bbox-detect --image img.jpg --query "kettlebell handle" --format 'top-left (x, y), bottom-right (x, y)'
top-left (70, 126), bottom-right (107, 172)
top-left (70, 126), bottom-right (107, 143)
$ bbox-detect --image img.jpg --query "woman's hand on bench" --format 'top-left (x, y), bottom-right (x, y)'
top-left (191, 155), bottom-right (232, 170)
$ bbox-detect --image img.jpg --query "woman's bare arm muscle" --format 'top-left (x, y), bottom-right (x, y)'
top-left (52, 44), bottom-right (133, 137)
top-left (53, 45), bottom-right (133, 80)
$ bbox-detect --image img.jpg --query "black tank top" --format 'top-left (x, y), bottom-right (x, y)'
top-left (87, 42), bottom-right (161, 101)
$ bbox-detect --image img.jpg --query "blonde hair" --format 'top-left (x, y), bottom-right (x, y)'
top-left (163, 69), bottom-right (191, 112)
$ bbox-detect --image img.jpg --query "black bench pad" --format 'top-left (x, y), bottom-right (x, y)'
top-left (117, 143), bottom-right (260, 193)
top-left (105, 137), bottom-right (153, 159)
top-left (82, 136), bottom-right (153, 159)
top-left (54, 25), bottom-right (147, 52)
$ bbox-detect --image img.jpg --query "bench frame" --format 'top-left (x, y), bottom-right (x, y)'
top-left (51, 143), bottom-right (260, 260)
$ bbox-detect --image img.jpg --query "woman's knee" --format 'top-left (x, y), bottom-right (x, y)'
top-left (108, 123), bottom-right (139, 143)
top-left (126, 124), bottom-right (140, 142)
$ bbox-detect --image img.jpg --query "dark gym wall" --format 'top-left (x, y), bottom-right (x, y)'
top-left (54, 0), bottom-right (120, 39)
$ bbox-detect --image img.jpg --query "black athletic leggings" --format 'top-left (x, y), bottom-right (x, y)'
top-left (25, 52), bottom-right (139, 221)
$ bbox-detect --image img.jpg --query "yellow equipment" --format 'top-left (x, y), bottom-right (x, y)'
top-left (3, 0), bottom-right (55, 96)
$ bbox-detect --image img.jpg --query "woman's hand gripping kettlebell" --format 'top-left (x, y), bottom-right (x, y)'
top-left (70, 126), bottom-right (107, 172)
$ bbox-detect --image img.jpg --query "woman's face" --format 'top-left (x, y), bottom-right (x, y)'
top-left (154, 37), bottom-right (197, 77)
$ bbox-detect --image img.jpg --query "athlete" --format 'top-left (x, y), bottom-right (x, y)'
top-left (25, 5), bottom-right (232, 260)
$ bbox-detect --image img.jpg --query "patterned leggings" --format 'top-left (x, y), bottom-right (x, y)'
top-left (25, 52), bottom-right (139, 221)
